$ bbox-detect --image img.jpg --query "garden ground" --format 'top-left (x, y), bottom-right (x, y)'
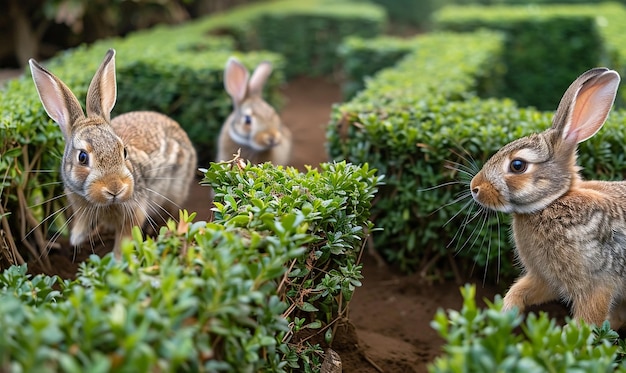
top-left (13, 72), bottom-right (570, 372)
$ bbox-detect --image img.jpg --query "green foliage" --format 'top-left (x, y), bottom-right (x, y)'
top-left (184, 0), bottom-right (387, 78)
top-left (328, 31), bottom-right (510, 275)
top-left (338, 35), bottom-right (417, 99)
top-left (328, 24), bottom-right (626, 281)
top-left (0, 160), bottom-right (381, 371)
top-left (433, 3), bottom-right (610, 110)
top-left (0, 77), bottom-right (65, 270)
top-left (203, 160), bottom-right (382, 370)
top-left (355, 0), bottom-right (435, 29)
top-left (0, 216), bottom-right (292, 371)
top-left (429, 285), bottom-right (626, 372)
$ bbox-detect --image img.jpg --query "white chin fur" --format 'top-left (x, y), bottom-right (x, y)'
top-left (228, 126), bottom-right (272, 151)
top-left (229, 126), bottom-right (252, 147)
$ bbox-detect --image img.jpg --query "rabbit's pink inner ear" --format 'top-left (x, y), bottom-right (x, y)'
top-left (86, 49), bottom-right (117, 122)
top-left (248, 62), bottom-right (273, 97)
top-left (29, 59), bottom-right (83, 138)
top-left (224, 58), bottom-right (249, 105)
top-left (565, 71), bottom-right (621, 144)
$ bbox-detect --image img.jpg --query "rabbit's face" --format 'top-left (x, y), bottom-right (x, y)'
top-left (231, 98), bottom-right (283, 151)
top-left (470, 130), bottom-right (575, 214)
top-left (63, 119), bottom-right (134, 206)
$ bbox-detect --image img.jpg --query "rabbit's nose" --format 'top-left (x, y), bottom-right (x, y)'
top-left (470, 176), bottom-right (481, 199)
top-left (103, 184), bottom-right (128, 201)
top-left (471, 186), bottom-right (480, 197)
top-left (267, 135), bottom-right (281, 147)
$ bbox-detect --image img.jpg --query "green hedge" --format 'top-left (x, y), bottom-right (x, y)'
top-left (178, 0), bottom-right (387, 78)
top-left (429, 285), bottom-right (626, 372)
top-left (358, 0), bottom-right (435, 29)
top-left (0, 161), bottom-right (381, 371)
top-left (338, 35), bottom-right (417, 99)
top-left (328, 28), bottom-right (626, 279)
top-left (433, 4), bottom-right (608, 110)
top-left (328, 31), bottom-right (511, 274)
top-left (0, 78), bottom-right (65, 271)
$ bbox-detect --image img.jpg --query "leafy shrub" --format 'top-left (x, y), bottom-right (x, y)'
top-left (433, 4), bottom-right (607, 110)
top-left (429, 285), bottom-right (626, 372)
top-left (352, 0), bottom-right (435, 29)
top-left (0, 160), bottom-right (381, 371)
top-left (0, 77), bottom-right (65, 272)
top-left (338, 35), bottom-right (417, 99)
top-left (328, 31), bottom-right (510, 275)
top-left (186, 0), bottom-right (387, 78)
top-left (328, 25), bottom-right (626, 281)
top-left (204, 160), bottom-right (382, 370)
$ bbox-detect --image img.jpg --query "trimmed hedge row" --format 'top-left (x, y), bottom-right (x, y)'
top-left (338, 35), bottom-right (417, 99)
top-left (433, 2), bottom-right (626, 109)
top-left (175, 0), bottom-right (386, 78)
top-left (0, 161), bottom-right (381, 371)
top-left (329, 31), bottom-right (511, 274)
top-left (328, 28), bottom-right (626, 279)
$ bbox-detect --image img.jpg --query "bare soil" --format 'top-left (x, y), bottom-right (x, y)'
top-left (15, 73), bottom-right (569, 371)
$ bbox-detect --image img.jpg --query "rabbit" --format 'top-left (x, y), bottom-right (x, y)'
top-left (217, 57), bottom-right (292, 165)
top-left (470, 67), bottom-right (625, 328)
top-left (29, 48), bottom-right (197, 258)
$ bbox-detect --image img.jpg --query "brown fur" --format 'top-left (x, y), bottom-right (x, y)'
top-left (469, 68), bottom-right (623, 327)
top-left (217, 57), bottom-right (292, 165)
top-left (30, 49), bottom-right (197, 258)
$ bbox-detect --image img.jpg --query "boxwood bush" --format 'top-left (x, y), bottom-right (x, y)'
top-left (0, 78), bottom-right (65, 271)
top-left (433, 2), bottom-right (626, 110)
top-left (176, 0), bottom-right (387, 78)
top-left (0, 160), bottom-right (381, 371)
top-left (328, 28), bottom-right (626, 280)
top-left (429, 285), bottom-right (626, 372)
top-left (328, 31), bottom-right (510, 275)
top-left (338, 35), bottom-right (418, 99)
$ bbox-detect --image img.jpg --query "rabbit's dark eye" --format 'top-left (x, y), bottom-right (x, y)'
top-left (77, 150), bottom-right (89, 165)
top-left (244, 115), bottom-right (252, 125)
top-left (123, 147), bottom-right (128, 160)
top-left (509, 159), bottom-right (527, 174)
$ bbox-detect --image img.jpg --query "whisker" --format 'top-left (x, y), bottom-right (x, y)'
top-left (442, 197), bottom-right (474, 228)
top-left (416, 180), bottom-right (463, 192)
top-left (28, 192), bottom-right (69, 209)
top-left (26, 170), bottom-right (60, 174)
top-left (447, 202), bottom-right (477, 252)
top-left (24, 203), bottom-right (70, 241)
top-left (431, 191), bottom-right (472, 218)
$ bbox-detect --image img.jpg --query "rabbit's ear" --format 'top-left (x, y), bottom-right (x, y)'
top-left (224, 57), bottom-right (249, 106)
top-left (248, 61), bottom-right (273, 97)
top-left (86, 49), bottom-right (117, 122)
top-left (553, 68), bottom-right (620, 144)
top-left (29, 58), bottom-right (85, 139)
